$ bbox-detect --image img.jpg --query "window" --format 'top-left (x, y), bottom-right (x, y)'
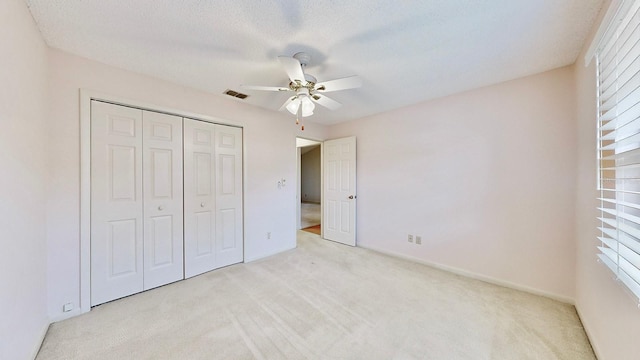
top-left (596, 0), bottom-right (640, 303)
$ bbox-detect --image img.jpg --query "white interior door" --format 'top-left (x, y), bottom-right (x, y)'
top-left (183, 119), bottom-right (217, 278)
top-left (297, 147), bottom-right (302, 230)
top-left (91, 101), bottom-right (144, 306)
top-left (142, 111), bottom-right (184, 290)
top-left (214, 125), bottom-right (244, 267)
top-left (323, 136), bottom-right (357, 246)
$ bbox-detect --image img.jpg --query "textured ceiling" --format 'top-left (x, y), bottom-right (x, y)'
top-left (26, 0), bottom-right (604, 125)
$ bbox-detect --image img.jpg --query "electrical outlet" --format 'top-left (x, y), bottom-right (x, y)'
top-left (416, 236), bottom-right (422, 245)
top-left (267, 232), bottom-right (271, 240)
top-left (408, 234), bottom-right (413, 243)
top-left (63, 303), bottom-right (74, 312)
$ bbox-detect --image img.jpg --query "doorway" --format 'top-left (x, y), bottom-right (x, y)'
top-left (296, 138), bottom-right (322, 236)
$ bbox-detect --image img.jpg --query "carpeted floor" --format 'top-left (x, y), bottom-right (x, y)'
top-left (37, 231), bottom-right (595, 359)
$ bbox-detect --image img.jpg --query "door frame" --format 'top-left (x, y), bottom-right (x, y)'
top-left (296, 137), bottom-right (323, 235)
top-left (79, 89), bottom-right (244, 316)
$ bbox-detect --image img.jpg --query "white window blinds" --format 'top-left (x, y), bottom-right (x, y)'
top-left (597, 0), bottom-right (640, 303)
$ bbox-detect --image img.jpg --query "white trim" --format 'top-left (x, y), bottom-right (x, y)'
top-left (297, 147), bottom-right (302, 230)
top-left (49, 308), bottom-right (83, 323)
top-left (79, 89), bottom-right (244, 315)
top-left (584, 0), bottom-right (633, 66)
top-left (79, 90), bottom-right (91, 313)
top-left (359, 243), bottom-right (575, 305)
top-left (244, 244), bottom-right (297, 263)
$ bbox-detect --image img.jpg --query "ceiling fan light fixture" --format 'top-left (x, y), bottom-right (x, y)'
top-left (286, 98), bottom-right (301, 115)
top-left (300, 95), bottom-right (315, 117)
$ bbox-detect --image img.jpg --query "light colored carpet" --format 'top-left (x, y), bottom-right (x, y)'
top-left (300, 202), bottom-right (320, 229)
top-left (37, 231), bottom-right (595, 359)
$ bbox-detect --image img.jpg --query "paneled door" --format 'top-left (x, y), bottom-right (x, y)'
top-left (184, 119), bottom-right (243, 277)
top-left (142, 111), bottom-right (184, 290)
top-left (91, 101), bottom-right (144, 306)
top-left (323, 136), bottom-right (357, 246)
top-left (214, 125), bottom-right (243, 267)
top-left (183, 119), bottom-right (216, 278)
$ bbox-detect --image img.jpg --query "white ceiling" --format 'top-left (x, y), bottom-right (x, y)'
top-left (26, 0), bottom-right (604, 125)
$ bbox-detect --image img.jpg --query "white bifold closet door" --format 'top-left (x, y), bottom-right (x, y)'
top-left (184, 118), bottom-right (243, 278)
top-left (91, 101), bottom-right (184, 306)
top-left (141, 110), bottom-right (184, 290)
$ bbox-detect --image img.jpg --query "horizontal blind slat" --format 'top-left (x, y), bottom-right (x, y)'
top-left (599, 217), bottom-right (640, 242)
top-left (598, 100), bottom-right (640, 131)
top-left (603, 80), bottom-right (640, 121)
top-left (599, 207), bottom-right (640, 225)
top-left (599, 198), bottom-right (640, 212)
top-left (598, 188), bottom-right (640, 195)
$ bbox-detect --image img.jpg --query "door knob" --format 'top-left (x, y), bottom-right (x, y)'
top-left (200, 202), bottom-right (206, 207)
top-left (348, 195), bottom-right (356, 199)
top-left (158, 205), bottom-right (164, 211)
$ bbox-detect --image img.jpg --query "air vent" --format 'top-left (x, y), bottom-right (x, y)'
top-left (224, 89), bottom-right (249, 99)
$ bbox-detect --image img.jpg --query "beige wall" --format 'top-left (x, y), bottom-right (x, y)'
top-left (574, 1), bottom-right (640, 358)
top-left (45, 49), bottom-right (328, 321)
top-left (0, 0), bottom-right (50, 358)
top-left (329, 66), bottom-right (578, 301)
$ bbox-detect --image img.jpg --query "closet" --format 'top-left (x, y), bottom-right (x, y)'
top-left (90, 101), bottom-right (243, 306)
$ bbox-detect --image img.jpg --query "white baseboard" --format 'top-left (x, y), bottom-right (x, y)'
top-left (358, 243), bottom-right (575, 305)
top-left (244, 244), bottom-right (297, 263)
top-left (49, 308), bottom-right (83, 323)
top-left (31, 322), bottom-right (49, 360)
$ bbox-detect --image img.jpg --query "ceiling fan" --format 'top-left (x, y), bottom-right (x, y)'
top-left (241, 52), bottom-right (362, 129)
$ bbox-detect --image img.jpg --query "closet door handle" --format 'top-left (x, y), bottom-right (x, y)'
top-left (158, 205), bottom-right (164, 211)
top-left (200, 202), bottom-right (206, 207)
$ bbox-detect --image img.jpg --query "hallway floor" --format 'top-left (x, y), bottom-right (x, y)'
top-left (300, 202), bottom-right (320, 229)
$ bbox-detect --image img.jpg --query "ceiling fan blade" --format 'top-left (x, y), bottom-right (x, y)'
top-left (312, 93), bottom-right (342, 110)
top-left (277, 56), bottom-right (306, 83)
top-left (315, 75), bottom-right (362, 92)
top-left (240, 85), bottom-right (290, 92)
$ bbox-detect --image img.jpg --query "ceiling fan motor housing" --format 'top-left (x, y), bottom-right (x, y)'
top-left (289, 74), bottom-right (317, 92)
top-left (293, 52), bottom-right (311, 67)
